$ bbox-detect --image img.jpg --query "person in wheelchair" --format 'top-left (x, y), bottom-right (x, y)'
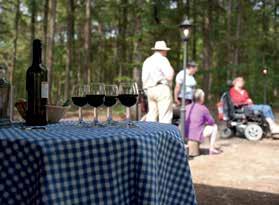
top-left (230, 77), bottom-right (279, 134)
top-left (185, 89), bottom-right (221, 155)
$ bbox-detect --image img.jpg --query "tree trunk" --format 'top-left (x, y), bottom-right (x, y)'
top-left (153, 0), bottom-right (160, 25)
top-left (186, 0), bottom-right (190, 62)
top-left (226, 0), bottom-right (232, 79)
top-left (233, 0), bottom-right (242, 71)
top-left (192, 0), bottom-right (197, 61)
top-left (65, 0), bottom-right (74, 100)
top-left (11, 0), bottom-right (20, 85)
top-left (30, 0), bottom-right (36, 59)
top-left (118, 0), bottom-right (128, 79)
top-left (202, 0), bottom-right (213, 100)
top-left (273, 0), bottom-right (278, 97)
top-left (262, 0), bottom-right (269, 65)
top-left (185, 0), bottom-right (190, 16)
top-left (77, 22), bottom-right (84, 84)
top-left (46, 0), bottom-right (57, 103)
top-left (84, 0), bottom-right (91, 84)
top-left (174, 0), bottom-right (183, 70)
top-left (132, 0), bottom-right (143, 87)
top-left (97, 23), bottom-right (104, 82)
top-left (43, 0), bottom-right (49, 62)
top-left (30, 0), bottom-right (36, 41)
top-left (274, 0), bottom-right (278, 33)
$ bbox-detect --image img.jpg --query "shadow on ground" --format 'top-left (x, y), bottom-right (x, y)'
top-left (194, 183), bottom-right (279, 205)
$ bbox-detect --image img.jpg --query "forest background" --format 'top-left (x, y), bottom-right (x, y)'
top-left (0, 0), bottom-right (278, 106)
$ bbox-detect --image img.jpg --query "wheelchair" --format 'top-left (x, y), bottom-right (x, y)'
top-left (218, 91), bottom-right (271, 141)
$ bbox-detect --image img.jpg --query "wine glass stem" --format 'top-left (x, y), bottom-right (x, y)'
top-left (126, 107), bottom-right (131, 122)
top-left (78, 107), bottom-right (83, 123)
top-left (107, 107), bottom-right (112, 121)
top-left (94, 107), bottom-right (98, 123)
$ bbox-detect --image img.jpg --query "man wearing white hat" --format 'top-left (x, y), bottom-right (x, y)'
top-left (142, 41), bottom-right (174, 123)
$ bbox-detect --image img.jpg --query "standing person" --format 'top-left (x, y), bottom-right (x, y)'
top-left (174, 61), bottom-right (198, 105)
top-left (142, 41), bottom-right (174, 123)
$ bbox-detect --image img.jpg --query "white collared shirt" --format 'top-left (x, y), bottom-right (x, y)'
top-left (175, 69), bottom-right (197, 100)
top-left (142, 52), bottom-right (174, 89)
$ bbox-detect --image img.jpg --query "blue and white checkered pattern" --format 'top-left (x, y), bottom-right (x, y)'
top-left (0, 122), bottom-right (196, 205)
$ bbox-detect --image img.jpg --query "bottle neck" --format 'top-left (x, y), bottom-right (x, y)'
top-left (32, 40), bottom-right (42, 66)
top-left (32, 50), bottom-right (42, 66)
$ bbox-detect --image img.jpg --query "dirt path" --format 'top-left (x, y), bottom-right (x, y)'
top-left (190, 137), bottom-right (279, 205)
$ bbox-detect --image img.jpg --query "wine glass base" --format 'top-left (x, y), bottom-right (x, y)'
top-left (90, 120), bottom-right (104, 128)
top-left (119, 120), bottom-right (137, 128)
top-left (103, 119), bottom-right (119, 127)
top-left (76, 120), bottom-right (87, 128)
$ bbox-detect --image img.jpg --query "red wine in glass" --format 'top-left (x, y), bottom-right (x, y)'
top-left (86, 95), bottom-right (104, 107)
top-left (118, 94), bottom-right (138, 107)
top-left (87, 83), bottom-right (105, 127)
top-left (72, 85), bottom-right (87, 125)
top-left (118, 82), bottom-right (139, 128)
top-left (72, 97), bottom-right (87, 107)
top-left (104, 96), bottom-right (117, 107)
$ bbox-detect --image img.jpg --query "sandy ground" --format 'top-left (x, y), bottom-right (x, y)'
top-left (190, 136), bottom-right (279, 205)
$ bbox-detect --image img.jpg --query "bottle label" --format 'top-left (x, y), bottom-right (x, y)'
top-left (41, 82), bottom-right (48, 98)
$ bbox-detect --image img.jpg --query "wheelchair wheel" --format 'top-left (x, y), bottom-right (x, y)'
top-left (220, 127), bottom-right (233, 139)
top-left (244, 124), bottom-right (263, 141)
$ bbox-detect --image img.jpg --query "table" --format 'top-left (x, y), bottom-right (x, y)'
top-left (0, 122), bottom-right (196, 205)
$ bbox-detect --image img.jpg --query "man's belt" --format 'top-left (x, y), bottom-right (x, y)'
top-left (145, 80), bottom-right (169, 90)
top-left (156, 79), bottom-right (169, 86)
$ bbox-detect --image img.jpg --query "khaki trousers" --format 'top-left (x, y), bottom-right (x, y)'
top-left (146, 84), bottom-right (173, 124)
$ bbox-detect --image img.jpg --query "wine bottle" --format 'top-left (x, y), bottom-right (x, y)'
top-left (26, 39), bottom-right (48, 126)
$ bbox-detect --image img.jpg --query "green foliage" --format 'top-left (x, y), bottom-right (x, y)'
top-left (0, 0), bottom-right (278, 105)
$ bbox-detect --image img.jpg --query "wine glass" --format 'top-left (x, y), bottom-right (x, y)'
top-left (86, 83), bottom-right (105, 127)
top-left (104, 85), bottom-right (119, 126)
top-left (118, 82), bottom-right (139, 127)
top-left (72, 85), bottom-right (87, 125)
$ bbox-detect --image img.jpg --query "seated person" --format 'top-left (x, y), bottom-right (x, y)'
top-left (230, 77), bottom-right (279, 134)
top-left (185, 89), bottom-right (221, 155)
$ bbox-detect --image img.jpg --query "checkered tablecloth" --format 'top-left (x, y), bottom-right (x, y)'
top-left (0, 121), bottom-right (196, 205)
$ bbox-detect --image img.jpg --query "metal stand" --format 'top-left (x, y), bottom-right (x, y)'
top-left (180, 39), bottom-right (188, 153)
top-left (264, 76), bottom-right (267, 104)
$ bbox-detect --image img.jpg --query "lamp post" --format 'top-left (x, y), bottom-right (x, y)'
top-left (262, 68), bottom-right (268, 104)
top-left (179, 17), bottom-right (192, 148)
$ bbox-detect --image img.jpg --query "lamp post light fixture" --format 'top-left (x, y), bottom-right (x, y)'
top-left (180, 18), bottom-right (192, 41)
top-left (262, 68), bottom-right (268, 75)
top-left (179, 17), bottom-right (192, 149)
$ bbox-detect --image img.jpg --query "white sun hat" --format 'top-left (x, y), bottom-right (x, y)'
top-left (151, 41), bottom-right (171, 51)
